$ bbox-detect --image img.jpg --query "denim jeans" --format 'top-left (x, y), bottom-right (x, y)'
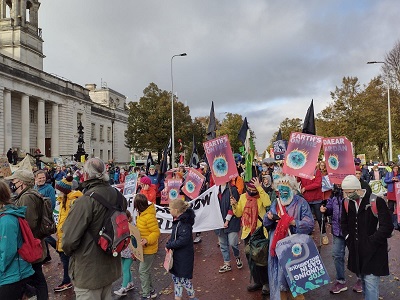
top-left (361, 274), bottom-right (379, 300)
top-left (332, 235), bottom-right (346, 282)
top-left (139, 254), bottom-right (155, 297)
top-left (218, 231), bottom-right (240, 262)
top-left (59, 252), bottom-right (70, 284)
top-left (388, 201), bottom-right (399, 229)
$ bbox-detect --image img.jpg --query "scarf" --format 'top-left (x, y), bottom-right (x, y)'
top-left (241, 193), bottom-right (259, 235)
top-left (270, 205), bottom-right (294, 257)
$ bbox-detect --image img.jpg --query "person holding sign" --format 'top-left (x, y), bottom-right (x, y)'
top-left (264, 175), bottom-right (314, 300)
top-left (341, 175), bottom-right (393, 300)
top-left (231, 177), bottom-right (271, 296)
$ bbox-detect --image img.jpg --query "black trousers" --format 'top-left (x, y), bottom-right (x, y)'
top-left (26, 262), bottom-right (49, 300)
top-left (244, 236), bottom-right (268, 285)
top-left (0, 278), bottom-right (28, 300)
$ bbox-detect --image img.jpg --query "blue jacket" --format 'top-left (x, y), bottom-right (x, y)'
top-left (0, 205), bottom-right (35, 286)
top-left (35, 183), bottom-right (56, 210)
top-left (53, 171), bottom-right (66, 181)
top-left (166, 208), bottom-right (195, 279)
top-left (148, 172), bottom-right (165, 192)
top-left (384, 171), bottom-right (400, 193)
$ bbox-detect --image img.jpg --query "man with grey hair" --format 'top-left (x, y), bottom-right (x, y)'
top-left (6, 169), bottom-right (49, 300)
top-left (63, 158), bottom-right (127, 300)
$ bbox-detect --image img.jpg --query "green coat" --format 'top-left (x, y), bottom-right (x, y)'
top-left (13, 187), bottom-right (47, 262)
top-left (62, 179), bottom-right (127, 289)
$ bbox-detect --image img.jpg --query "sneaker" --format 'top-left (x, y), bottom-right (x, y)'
top-left (352, 279), bottom-right (362, 293)
top-left (330, 281), bottom-right (348, 294)
top-left (126, 282), bottom-right (135, 291)
top-left (114, 287), bottom-right (127, 296)
top-left (219, 264), bottom-right (232, 273)
top-left (150, 289), bottom-right (157, 298)
top-left (54, 282), bottom-right (73, 292)
top-left (236, 257), bottom-right (243, 269)
top-left (322, 235), bottom-right (329, 245)
top-left (194, 236), bottom-right (202, 244)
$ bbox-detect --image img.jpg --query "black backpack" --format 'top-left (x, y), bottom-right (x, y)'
top-left (86, 189), bottom-right (130, 257)
top-left (26, 189), bottom-right (56, 239)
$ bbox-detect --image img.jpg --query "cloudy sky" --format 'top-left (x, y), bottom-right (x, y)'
top-left (39, 0), bottom-right (400, 153)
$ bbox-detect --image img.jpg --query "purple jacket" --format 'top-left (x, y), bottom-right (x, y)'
top-left (325, 195), bottom-right (344, 237)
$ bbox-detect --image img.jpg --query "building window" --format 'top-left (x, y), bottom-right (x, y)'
top-left (30, 109), bottom-right (35, 124)
top-left (100, 149), bottom-right (103, 160)
top-left (107, 127), bottom-right (112, 142)
top-left (77, 113), bottom-right (82, 129)
top-left (45, 111), bottom-right (49, 124)
top-left (108, 150), bottom-right (111, 161)
top-left (91, 123), bottom-right (96, 140)
top-left (92, 149), bottom-right (95, 157)
top-left (99, 125), bottom-right (104, 141)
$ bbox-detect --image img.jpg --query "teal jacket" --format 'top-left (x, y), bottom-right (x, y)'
top-left (0, 205), bottom-right (35, 286)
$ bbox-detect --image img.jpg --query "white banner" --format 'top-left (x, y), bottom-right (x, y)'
top-left (125, 185), bottom-right (224, 233)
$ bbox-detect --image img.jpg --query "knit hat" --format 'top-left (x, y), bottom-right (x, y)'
top-left (341, 175), bottom-right (361, 190)
top-left (55, 175), bottom-right (73, 194)
top-left (140, 176), bottom-right (152, 186)
top-left (355, 166), bottom-right (362, 172)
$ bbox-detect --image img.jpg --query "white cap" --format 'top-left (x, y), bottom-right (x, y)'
top-left (341, 175), bottom-right (361, 190)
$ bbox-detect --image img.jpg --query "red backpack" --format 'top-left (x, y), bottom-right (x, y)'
top-left (1, 214), bottom-right (43, 263)
top-left (86, 190), bottom-right (130, 257)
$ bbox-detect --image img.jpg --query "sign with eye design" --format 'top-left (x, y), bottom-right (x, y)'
top-left (181, 168), bottom-right (205, 200)
top-left (283, 132), bottom-right (323, 179)
top-left (203, 135), bottom-right (238, 186)
top-left (160, 179), bottom-right (185, 205)
top-left (322, 136), bottom-right (355, 184)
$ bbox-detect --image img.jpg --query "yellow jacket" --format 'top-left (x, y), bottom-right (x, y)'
top-left (232, 186), bottom-right (270, 240)
top-left (56, 190), bottom-right (83, 252)
top-left (136, 204), bottom-right (160, 255)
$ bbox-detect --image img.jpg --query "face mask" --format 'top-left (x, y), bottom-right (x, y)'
top-left (247, 190), bottom-right (258, 197)
top-left (262, 167), bottom-right (268, 172)
top-left (347, 191), bottom-right (360, 201)
top-left (278, 184), bottom-right (294, 206)
top-left (9, 181), bottom-right (20, 193)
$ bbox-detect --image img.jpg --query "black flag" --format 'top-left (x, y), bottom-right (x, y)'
top-left (158, 146), bottom-right (169, 181)
top-left (189, 135), bottom-right (199, 168)
top-left (238, 117), bottom-right (249, 144)
top-left (302, 99), bottom-right (316, 135)
top-left (146, 152), bottom-right (154, 172)
top-left (276, 128), bottom-right (282, 141)
top-left (207, 101), bottom-right (217, 141)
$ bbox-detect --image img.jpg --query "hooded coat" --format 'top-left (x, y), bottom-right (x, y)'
top-left (166, 208), bottom-right (195, 279)
top-left (0, 205), bottom-right (34, 286)
top-left (62, 178), bottom-right (127, 290)
top-left (341, 193), bottom-right (393, 276)
top-left (136, 203), bottom-right (160, 255)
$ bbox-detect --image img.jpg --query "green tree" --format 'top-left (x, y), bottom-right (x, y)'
top-left (268, 117), bottom-right (302, 149)
top-left (124, 82), bottom-right (192, 162)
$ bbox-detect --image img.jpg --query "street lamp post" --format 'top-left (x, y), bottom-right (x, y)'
top-left (171, 53), bottom-right (187, 167)
top-left (367, 61), bottom-right (392, 161)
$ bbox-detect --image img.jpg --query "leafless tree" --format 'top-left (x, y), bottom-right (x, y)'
top-left (383, 40), bottom-right (400, 91)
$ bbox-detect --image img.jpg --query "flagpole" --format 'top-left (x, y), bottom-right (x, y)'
top-left (171, 53), bottom-right (187, 168)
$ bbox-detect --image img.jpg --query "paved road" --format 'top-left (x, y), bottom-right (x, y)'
top-left (44, 223), bottom-right (400, 300)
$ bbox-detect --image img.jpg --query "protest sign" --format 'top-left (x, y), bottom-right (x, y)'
top-left (321, 175), bottom-right (333, 192)
top-left (357, 154), bottom-right (366, 165)
top-left (276, 234), bottom-right (330, 297)
top-left (323, 137), bottom-right (355, 184)
top-left (370, 180), bottom-right (387, 196)
top-left (128, 223), bottom-right (143, 262)
top-left (161, 179), bottom-right (184, 205)
top-left (0, 157), bottom-right (12, 178)
top-left (273, 140), bottom-right (287, 161)
top-left (395, 182), bottom-right (400, 221)
top-left (123, 173), bottom-right (138, 196)
top-left (155, 185), bottom-right (224, 233)
top-left (181, 168), bottom-right (205, 200)
top-left (282, 133), bottom-right (322, 179)
top-left (203, 135), bottom-right (238, 186)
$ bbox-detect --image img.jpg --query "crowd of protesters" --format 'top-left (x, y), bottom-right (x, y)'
top-left (0, 153), bottom-right (397, 300)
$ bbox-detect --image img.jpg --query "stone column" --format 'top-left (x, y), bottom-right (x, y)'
top-left (37, 99), bottom-right (45, 153)
top-left (21, 94), bottom-right (30, 154)
top-left (51, 103), bottom-right (59, 157)
top-left (4, 89), bottom-right (12, 151)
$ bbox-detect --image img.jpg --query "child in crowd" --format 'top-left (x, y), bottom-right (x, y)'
top-left (166, 199), bottom-right (198, 300)
top-left (134, 194), bottom-right (160, 299)
top-left (320, 184), bottom-right (347, 294)
top-left (114, 210), bottom-right (136, 296)
top-left (54, 176), bottom-right (83, 292)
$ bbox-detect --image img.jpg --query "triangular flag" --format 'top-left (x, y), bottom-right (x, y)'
top-left (302, 99), bottom-right (316, 135)
top-left (238, 117), bottom-right (249, 144)
top-left (207, 101), bottom-right (217, 141)
top-left (146, 152), bottom-right (154, 172)
top-left (189, 135), bottom-right (199, 168)
top-left (276, 128), bottom-right (283, 141)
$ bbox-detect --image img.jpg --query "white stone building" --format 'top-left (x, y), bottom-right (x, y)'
top-left (0, 0), bottom-right (130, 163)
